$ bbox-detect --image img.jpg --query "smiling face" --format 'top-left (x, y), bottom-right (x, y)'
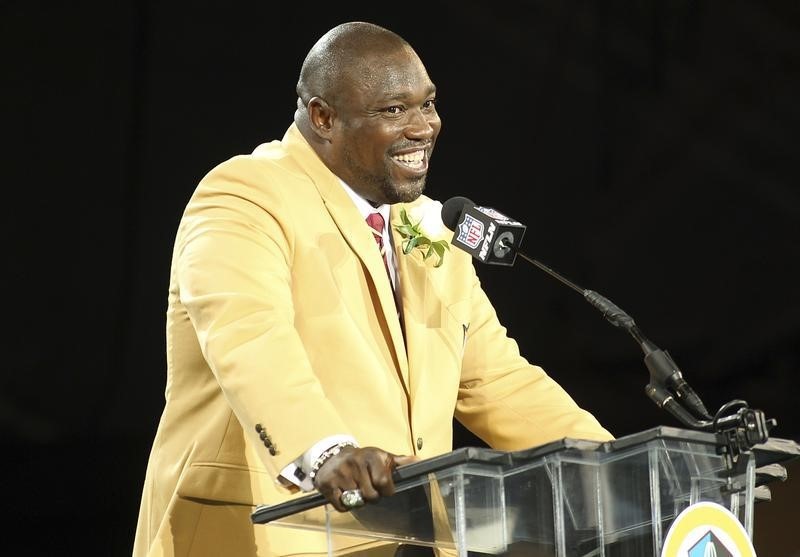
top-left (297, 27), bottom-right (442, 206)
top-left (325, 46), bottom-right (441, 205)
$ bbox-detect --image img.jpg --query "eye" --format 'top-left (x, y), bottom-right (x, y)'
top-left (386, 105), bottom-right (405, 115)
top-left (422, 98), bottom-right (437, 110)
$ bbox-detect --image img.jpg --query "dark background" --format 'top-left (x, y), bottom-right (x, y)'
top-left (4, 1), bottom-right (799, 555)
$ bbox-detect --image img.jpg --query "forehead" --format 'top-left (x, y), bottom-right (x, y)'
top-left (344, 47), bottom-right (435, 102)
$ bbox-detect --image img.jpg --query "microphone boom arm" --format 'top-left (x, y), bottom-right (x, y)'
top-left (512, 243), bottom-right (775, 459)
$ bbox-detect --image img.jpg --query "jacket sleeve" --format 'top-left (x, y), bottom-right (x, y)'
top-left (174, 157), bottom-right (353, 478)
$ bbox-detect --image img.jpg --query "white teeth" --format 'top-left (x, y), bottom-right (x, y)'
top-left (393, 150), bottom-right (425, 166)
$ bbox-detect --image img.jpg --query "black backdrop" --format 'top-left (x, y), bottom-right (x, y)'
top-left (4, 1), bottom-right (799, 554)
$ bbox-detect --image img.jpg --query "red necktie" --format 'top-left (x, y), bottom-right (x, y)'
top-left (367, 213), bottom-right (404, 327)
top-left (365, 212), bottom-right (392, 284)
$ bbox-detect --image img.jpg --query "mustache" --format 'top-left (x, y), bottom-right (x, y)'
top-left (391, 140), bottom-right (433, 152)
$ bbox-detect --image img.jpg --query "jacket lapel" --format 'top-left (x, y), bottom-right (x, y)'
top-left (283, 125), bottom-right (410, 390)
top-left (390, 202), bottom-right (430, 401)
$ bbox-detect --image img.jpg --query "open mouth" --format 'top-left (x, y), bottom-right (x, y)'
top-left (391, 149), bottom-right (427, 173)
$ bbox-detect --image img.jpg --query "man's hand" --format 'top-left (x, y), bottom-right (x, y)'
top-left (312, 446), bottom-right (418, 512)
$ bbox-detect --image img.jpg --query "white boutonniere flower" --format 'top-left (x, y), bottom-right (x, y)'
top-left (394, 200), bottom-right (451, 267)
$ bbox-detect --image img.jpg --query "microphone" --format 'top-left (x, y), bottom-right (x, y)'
top-left (641, 340), bottom-right (712, 420)
top-left (442, 196), bottom-right (610, 301)
top-left (441, 196), bottom-right (526, 266)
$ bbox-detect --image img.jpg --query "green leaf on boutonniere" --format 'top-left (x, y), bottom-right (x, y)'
top-left (394, 206), bottom-right (450, 267)
top-left (403, 236), bottom-right (419, 254)
top-left (396, 224), bottom-right (417, 236)
top-left (426, 241), bottom-right (450, 267)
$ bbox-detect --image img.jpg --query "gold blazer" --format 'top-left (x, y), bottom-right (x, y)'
top-left (133, 124), bottom-right (612, 557)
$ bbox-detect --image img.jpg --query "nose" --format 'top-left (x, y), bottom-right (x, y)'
top-left (405, 108), bottom-right (438, 140)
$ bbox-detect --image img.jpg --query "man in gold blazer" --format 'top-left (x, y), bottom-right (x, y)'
top-left (134, 21), bottom-right (612, 557)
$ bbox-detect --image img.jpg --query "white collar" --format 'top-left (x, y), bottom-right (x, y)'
top-left (338, 180), bottom-right (391, 232)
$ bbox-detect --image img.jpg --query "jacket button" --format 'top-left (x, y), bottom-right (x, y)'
top-left (255, 424), bottom-right (263, 433)
top-left (268, 446), bottom-right (277, 456)
top-left (416, 437), bottom-right (423, 450)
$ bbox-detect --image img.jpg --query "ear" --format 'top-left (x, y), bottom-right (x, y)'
top-left (306, 97), bottom-right (336, 141)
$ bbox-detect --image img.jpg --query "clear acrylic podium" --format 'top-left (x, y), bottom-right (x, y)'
top-left (252, 427), bottom-right (797, 556)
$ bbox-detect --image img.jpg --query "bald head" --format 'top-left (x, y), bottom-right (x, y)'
top-left (296, 22), bottom-right (412, 113)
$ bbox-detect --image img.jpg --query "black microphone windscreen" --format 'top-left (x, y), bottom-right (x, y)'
top-left (441, 196), bottom-right (474, 230)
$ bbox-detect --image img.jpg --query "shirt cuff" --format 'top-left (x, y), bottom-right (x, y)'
top-left (279, 434), bottom-right (359, 492)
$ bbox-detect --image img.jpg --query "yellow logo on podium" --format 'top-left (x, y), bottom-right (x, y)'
top-left (660, 502), bottom-right (756, 557)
